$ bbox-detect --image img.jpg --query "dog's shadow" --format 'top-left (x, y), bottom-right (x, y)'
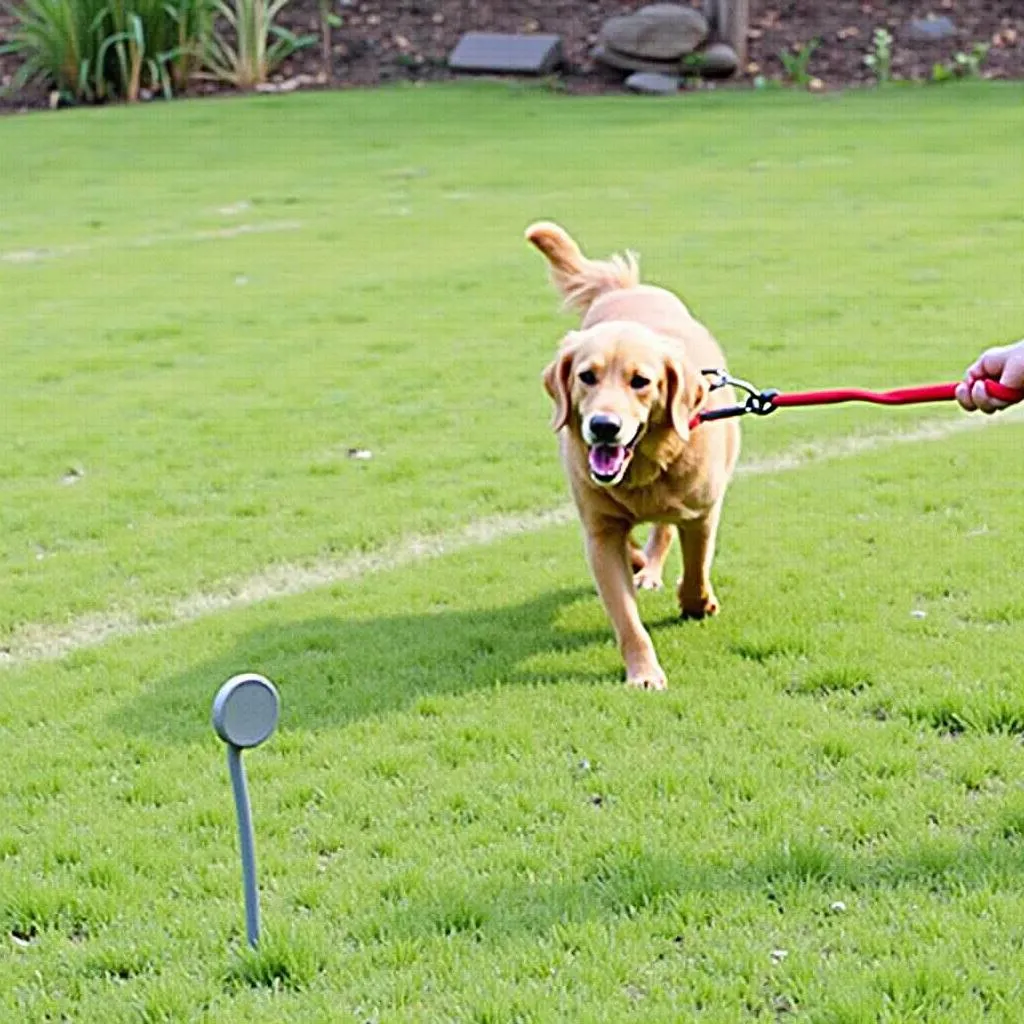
top-left (114, 586), bottom-right (623, 743)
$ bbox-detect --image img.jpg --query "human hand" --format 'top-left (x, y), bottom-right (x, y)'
top-left (955, 340), bottom-right (1024, 414)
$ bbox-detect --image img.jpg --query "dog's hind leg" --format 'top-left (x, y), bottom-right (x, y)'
top-left (634, 524), bottom-right (674, 591)
top-left (628, 536), bottom-right (647, 574)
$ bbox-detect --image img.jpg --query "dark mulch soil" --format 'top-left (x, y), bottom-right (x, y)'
top-left (2, 1), bottom-right (1023, 112)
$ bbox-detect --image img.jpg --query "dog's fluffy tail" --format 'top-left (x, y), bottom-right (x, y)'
top-left (525, 221), bottom-right (640, 313)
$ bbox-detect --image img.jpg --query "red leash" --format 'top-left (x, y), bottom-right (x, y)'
top-left (692, 372), bottom-right (1023, 429)
top-left (773, 380), bottom-right (1022, 409)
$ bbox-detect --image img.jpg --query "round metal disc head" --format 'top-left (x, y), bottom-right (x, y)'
top-left (212, 674), bottom-right (280, 748)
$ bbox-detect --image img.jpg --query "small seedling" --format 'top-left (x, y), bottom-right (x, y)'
top-left (953, 42), bottom-right (990, 78)
top-left (779, 39), bottom-right (819, 86)
top-left (863, 27), bottom-right (893, 85)
top-left (931, 42), bottom-right (990, 83)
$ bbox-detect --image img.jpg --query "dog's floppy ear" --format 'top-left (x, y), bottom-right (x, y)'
top-left (664, 357), bottom-right (707, 442)
top-left (542, 332), bottom-right (581, 432)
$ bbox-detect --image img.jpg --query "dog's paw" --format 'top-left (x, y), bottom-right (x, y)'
top-left (625, 662), bottom-right (668, 691)
top-left (679, 587), bottom-right (720, 620)
top-left (633, 566), bottom-right (664, 591)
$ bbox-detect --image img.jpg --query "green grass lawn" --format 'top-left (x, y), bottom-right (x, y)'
top-left (1, 81), bottom-right (1024, 1022)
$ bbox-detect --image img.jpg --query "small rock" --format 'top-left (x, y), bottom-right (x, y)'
top-left (691, 42), bottom-right (738, 78)
top-left (905, 15), bottom-right (957, 42)
top-left (599, 4), bottom-right (708, 61)
top-left (625, 71), bottom-right (680, 95)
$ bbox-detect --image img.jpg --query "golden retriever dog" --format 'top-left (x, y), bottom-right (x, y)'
top-left (526, 221), bottom-right (741, 690)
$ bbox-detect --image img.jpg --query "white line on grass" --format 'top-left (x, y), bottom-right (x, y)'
top-left (0, 221), bottom-right (304, 265)
top-left (1, 412), bottom-right (1018, 668)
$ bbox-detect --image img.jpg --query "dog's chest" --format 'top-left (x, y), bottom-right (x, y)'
top-left (611, 484), bottom-right (708, 524)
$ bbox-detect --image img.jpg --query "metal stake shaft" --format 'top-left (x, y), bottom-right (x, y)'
top-left (227, 744), bottom-right (260, 948)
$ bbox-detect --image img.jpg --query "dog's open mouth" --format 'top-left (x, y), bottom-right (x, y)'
top-left (587, 427), bottom-right (643, 486)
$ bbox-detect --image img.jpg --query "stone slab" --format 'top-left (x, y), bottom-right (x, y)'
top-left (448, 32), bottom-right (563, 75)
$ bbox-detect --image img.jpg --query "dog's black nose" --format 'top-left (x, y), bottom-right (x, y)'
top-left (588, 414), bottom-right (622, 442)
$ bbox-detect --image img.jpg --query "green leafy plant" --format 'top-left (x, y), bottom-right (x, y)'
top-left (0, 0), bottom-right (209, 102)
top-left (779, 38), bottom-right (819, 86)
top-left (863, 27), bottom-right (893, 85)
top-left (953, 42), bottom-right (990, 79)
top-left (930, 42), bottom-right (990, 84)
top-left (1, 0), bottom-right (108, 101)
top-left (199, 0), bottom-right (314, 89)
top-left (164, 0), bottom-right (212, 91)
top-left (103, 0), bottom-right (177, 101)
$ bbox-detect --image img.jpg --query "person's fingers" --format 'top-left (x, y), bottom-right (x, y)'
top-left (999, 353), bottom-right (1024, 393)
top-left (965, 358), bottom-right (986, 382)
top-left (971, 379), bottom-right (1009, 414)
top-left (977, 346), bottom-right (1010, 381)
top-left (955, 381), bottom-right (976, 411)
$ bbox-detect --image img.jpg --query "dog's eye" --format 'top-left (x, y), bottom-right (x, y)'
top-left (578, 369), bottom-right (598, 386)
top-left (630, 374), bottom-right (651, 390)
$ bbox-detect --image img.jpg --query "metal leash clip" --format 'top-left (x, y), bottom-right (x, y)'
top-left (698, 369), bottom-right (779, 422)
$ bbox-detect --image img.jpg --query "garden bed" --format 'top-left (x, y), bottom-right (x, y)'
top-left (2, 0), bottom-right (1023, 112)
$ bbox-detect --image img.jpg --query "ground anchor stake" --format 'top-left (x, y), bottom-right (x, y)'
top-left (212, 673), bottom-right (280, 949)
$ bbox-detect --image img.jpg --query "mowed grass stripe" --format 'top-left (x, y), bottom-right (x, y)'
top-left (3, 410), bottom-right (1018, 667)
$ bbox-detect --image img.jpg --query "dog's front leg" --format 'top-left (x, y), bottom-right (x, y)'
top-left (677, 500), bottom-right (724, 619)
top-left (584, 520), bottom-right (667, 690)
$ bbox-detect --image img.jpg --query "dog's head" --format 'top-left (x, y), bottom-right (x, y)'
top-left (542, 321), bottom-right (706, 487)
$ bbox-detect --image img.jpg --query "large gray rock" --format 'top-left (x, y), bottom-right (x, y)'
top-left (448, 32), bottom-right (563, 75)
top-left (599, 4), bottom-right (708, 61)
top-left (905, 15), bottom-right (957, 42)
top-left (591, 44), bottom-right (681, 76)
top-left (689, 42), bottom-right (738, 79)
top-left (625, 71), bottom-right (680, 95)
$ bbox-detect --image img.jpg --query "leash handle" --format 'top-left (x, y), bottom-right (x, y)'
top-left (964, 378), bottom-right (1024, 405)
top-left (771, 380), bottom-right (1023, 409)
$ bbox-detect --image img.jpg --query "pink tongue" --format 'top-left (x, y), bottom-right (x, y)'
top-left (589, 445), bottom-right (626, 478)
